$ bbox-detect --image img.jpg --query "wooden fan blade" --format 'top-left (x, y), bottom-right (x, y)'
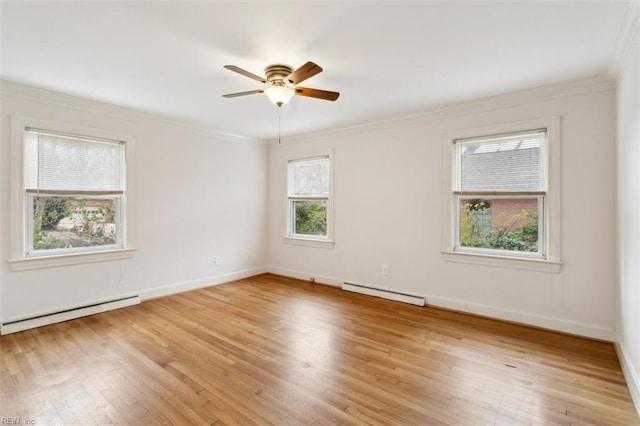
top-left (223, 65), bottom-right (266, 83)
top-left (222, 89), bottom-right (264, 98)
top-left (295, 87), bottom-right (340, 101)
top-left (286, 61), bottom-right (323, 85)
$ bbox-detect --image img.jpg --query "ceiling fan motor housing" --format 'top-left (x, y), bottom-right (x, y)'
top-left (265, 64), bottom-right (293, 84)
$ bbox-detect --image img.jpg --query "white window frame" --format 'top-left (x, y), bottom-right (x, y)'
top-left (442, 117), bottom-right (561, 272)
top-left (283, 151), bottom-right (334, 249)
top-left (9, 115), bottom-right (135, 271)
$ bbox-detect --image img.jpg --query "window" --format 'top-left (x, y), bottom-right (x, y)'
top-left (10, 116), bottom-right (135, 270)
top-left (454, 129), bottom-right (545, 257)
top-left (286, 155), bottom-right (333, 246)
top-left (443, 117), bottom-right (561, 271)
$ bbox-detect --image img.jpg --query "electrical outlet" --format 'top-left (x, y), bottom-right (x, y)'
top-left (381, 264), bottom-right (389, 275)
top-left (214, 256), bottom-right (222, 266)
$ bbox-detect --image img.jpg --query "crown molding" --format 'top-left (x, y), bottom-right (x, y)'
top-left (610, 1), bottom-right (640, 84)
top-left (0, 73), bottom-right (614, 150)
top-left (270, 75), bottom-right (614, 147)
top-left (0, 80), bottom-right (266, 147)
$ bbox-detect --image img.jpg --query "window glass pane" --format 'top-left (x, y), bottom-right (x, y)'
top-left (31, 196), bottom-right (119, 252)
top-left (457, 131), bottom-right (544, 191)
top-left (293, 200), bottom-right (327, 236)
top-left (458, 197), bottom-right (539, 253)
top-left (25, 130), bottom-right (125, 192)
top-left (290, 157), bottom-right (329, 197)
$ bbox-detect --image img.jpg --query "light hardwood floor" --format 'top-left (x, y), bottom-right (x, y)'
top-left (1, 274), bottom-right (638, 425)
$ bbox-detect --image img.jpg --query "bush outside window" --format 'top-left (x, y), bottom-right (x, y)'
top-left (458, 197), bottom-right (540, 253)
top-left (30, 196), bottom-right (119, 252)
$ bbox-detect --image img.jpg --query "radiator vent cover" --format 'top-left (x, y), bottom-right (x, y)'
top-left (342, 282), bottom-right (425, 306)
top-left (1, 295), bottom-right (141, 335)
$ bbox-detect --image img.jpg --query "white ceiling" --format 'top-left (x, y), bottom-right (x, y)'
top-left (1, 1), bottom-right (630, 140)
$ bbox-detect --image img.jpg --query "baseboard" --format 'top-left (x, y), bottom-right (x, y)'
top-left (425, 294), bottom-right (616, 341)
top-left (0, 267), bottom-right (268, 335)
top-left (269, 266), bottom-right (424, 305)
top-left (267, 266), bottom-right (615, 341)
top-left (140, 267), bottom-right (269, 300)
top-left (267, 266), bottom-right (344, 288)
top-left (615, 341), bottom-right (640, 418)
top-left (1, 295), bottom-right (140, 335)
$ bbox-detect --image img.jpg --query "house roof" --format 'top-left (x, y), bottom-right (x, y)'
top-left (0, 2), bottom-right (631, 140)
top-left (459, 131), bottom-right (543, 192)
top-left (461, 146), bottom-right (541, 192)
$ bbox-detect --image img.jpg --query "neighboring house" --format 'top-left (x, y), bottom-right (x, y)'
top-left (460, 139), bottom-right (539, 233)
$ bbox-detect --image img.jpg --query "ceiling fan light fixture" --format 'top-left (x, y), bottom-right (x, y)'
top-left (264, 84), bottom-right (295, 107)
top-left (223, 62), bottom-right (339, 105)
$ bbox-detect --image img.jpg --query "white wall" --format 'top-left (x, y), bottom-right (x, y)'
top-left (2, 77), bottom-right (616, 344)
top-left (268, 78), bottom-right (618, 341)
top-left (0, 82), bottom-right (268, 325)
top-left (616, 3), bottom-right (640, 413)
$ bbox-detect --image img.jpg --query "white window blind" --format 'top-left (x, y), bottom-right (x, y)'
top-left (289, 156), bottom-right (329, 197)
top-left (455, 130), bottom-right (545, 192)
top-left (24, 128), bottom-right (125, 194)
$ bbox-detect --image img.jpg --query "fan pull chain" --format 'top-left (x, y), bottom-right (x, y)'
top-left (278, 107), bottom-right (282, 144)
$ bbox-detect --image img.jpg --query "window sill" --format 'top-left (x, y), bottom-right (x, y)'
top-left (442, 250), bottom-right (561, 273)
top-left (9, 248), bottom-right (136, 271)
top-left (283, 237), bottom-right (335, 249)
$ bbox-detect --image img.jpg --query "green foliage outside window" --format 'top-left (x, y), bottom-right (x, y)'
top-left (294, 201), bottom-right (327, 236)
top-left (36, 197), bottom-right (72, 230)
top-left (460, 201), bottom-right (538, 252)
top-left (33, 197), bottom-right (116, 250)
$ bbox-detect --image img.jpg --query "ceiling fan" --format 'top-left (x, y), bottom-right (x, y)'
top-left (222, 61), bottom-right (340, 107)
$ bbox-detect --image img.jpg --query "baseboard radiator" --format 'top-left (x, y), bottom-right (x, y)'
top-left (342, 282), bottom-right (425, 306)
top-left (0, 295), bottom-right (141, 335)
